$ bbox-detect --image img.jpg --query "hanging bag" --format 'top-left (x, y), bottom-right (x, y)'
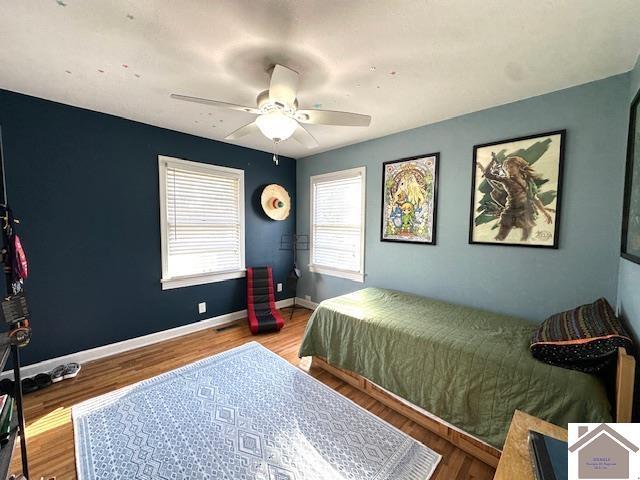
top-left (12, 234), bottom-right (27, 281)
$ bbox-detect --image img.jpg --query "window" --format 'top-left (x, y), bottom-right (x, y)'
top-left (310, 167), bottom-right (365, 282)
top-left (158, 156), bottom-right (245, 290)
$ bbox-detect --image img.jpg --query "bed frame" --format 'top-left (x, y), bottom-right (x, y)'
top-left (311, 347), bottom-right (635, 468)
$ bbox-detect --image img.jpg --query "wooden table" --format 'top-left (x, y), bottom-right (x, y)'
top-left (493, 410), bottom-right (567, 480)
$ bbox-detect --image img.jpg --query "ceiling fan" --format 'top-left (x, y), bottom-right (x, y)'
top-left (170, 64), bottom-right (372, 149)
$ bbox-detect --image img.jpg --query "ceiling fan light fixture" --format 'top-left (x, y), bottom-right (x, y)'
top-left (255, 111), bottom-right (298, 142)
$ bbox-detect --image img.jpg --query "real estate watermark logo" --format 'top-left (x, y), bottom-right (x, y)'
top-left (568, 423), bottom-right (640, 479)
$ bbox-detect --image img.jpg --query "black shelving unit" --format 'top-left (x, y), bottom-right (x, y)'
top-left (0, 339), bottom-right (28, 479)
top-left (0, 124), bottom-right (30, 480)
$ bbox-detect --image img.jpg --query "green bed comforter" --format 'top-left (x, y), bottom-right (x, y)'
top-left (298, 288), bottom-right (612, 449)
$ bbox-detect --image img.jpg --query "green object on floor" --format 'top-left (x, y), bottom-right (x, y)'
top-left (298, 287), bottom-right (612, 449)
top-left (0, 396), bottom-right (14, 442)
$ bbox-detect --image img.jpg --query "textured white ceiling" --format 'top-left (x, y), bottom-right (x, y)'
top-left (0, 1), bottom-right (639, 158)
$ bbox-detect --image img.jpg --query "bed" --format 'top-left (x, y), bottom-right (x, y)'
top-left (298, 288), bottom-right (632, 466)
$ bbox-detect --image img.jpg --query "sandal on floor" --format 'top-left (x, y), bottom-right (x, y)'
top-left (21, 377), bottom-right (37, 394)
top-left (34, 373), bottom-right (52, 390)
top-left (62, 363), bottom-right (81, 380)
top-left (50, 365), bottom-right (65, 383)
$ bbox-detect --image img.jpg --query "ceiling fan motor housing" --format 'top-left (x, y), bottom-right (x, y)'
top-left (256, 90), bottom-right (298, 115)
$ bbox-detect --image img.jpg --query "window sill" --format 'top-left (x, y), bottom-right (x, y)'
top-left (161, 269), bottom-right (246, 290)
top-left (308, 265), bottom-right (364, 283)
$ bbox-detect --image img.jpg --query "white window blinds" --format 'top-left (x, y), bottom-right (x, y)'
top-left (310, 167), bottom-right (365, 282)
top-left (159, 156), bottom-right (245, 289)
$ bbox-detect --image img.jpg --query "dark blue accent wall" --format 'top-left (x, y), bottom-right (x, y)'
top-left (0, 89), bottom-right (296, 366)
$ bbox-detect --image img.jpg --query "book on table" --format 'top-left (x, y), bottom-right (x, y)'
top-left (528, 430), bottom-right (568, 480)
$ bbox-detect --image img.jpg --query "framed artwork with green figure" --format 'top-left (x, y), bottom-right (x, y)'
top-left (380, 153), bottom-right (439, 245)
top-left (469, 130), bottom-right (566, 248)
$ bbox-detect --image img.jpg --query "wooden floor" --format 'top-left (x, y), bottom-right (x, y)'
top-left (11, 307), bottom-right (496, 480)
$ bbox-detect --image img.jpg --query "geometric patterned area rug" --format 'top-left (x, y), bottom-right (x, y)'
top-left (73, 342), bottom-right (441, 479)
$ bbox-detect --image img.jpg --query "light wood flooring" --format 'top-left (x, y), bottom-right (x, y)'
top-left (11, 307), bottom-right (496, 480)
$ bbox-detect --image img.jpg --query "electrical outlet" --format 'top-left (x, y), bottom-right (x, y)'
top-left (198, 302), bottom-right (206, 314)
top-left (305, 295), bottom-right (311, 301)
top-left (277, 283), bottom-right (283, 292)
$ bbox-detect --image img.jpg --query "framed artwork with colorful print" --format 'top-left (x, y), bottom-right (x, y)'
top-left (469, 130), bottom-right (565, 248)
top-left (622, 88), bottom-right (640, 265)
top-left (380, 153), bottom-right (439, 245)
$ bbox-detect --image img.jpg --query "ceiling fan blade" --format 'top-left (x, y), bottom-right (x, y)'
top-left (269, 65), bottom-right (299, 107)
top-left (170, 94), bottom-right (260, 114)
top-left (291, 124), bottom-right (319, 149)
top-left (225, 121), bottom-right (260, 140)
top-left (296, 109), bottom-right (371, 127)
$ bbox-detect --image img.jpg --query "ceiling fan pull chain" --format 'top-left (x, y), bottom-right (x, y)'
top-left (273, 140), bottom-right (280, 166)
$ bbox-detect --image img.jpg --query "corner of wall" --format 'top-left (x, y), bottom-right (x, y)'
top-left (616, 53), bottom-right (640, 341)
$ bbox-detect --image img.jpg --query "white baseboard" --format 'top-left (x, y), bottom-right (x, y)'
top-left (2, 298), bottom-right (296, 380)
top-left (294, 296), bottom-right (319, 310)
